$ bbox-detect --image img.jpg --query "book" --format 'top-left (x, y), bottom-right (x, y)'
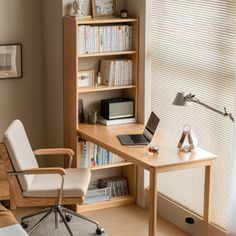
top-left (98, 116), bottom-right (136, 126)
top-left (100, 60), bottom-right (112, 86)
top-left (100, 59), bottom-right (133, 86)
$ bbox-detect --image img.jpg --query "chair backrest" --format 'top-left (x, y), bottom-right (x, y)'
top-left (3, 120), bottom-right (38, 191)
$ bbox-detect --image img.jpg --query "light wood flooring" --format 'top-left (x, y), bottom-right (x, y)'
top-left (13, 204), bottom-right (189, 236)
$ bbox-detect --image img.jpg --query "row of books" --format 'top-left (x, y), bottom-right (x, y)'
top-left (79, 141), bottom-right (125, 168)
top-left (78, 25), bottom-right (133, 54)
top-left (100, 59), bottom-right (133, 86)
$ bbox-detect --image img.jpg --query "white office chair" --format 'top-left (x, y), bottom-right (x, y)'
top-left (2, 119), bottom-right (104, 235)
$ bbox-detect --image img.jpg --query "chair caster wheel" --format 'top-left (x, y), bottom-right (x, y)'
top-left (96, 227), bottom-right (105, 235)
top-left (65, 214), bottom-right (72, 222)
top-left (21, 221), bottom-right (29, 229)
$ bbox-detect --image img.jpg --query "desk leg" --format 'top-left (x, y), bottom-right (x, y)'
top-left (203, 165), bottom-right (211, 223)
top-left (149, 167), bottom-right (157, 236)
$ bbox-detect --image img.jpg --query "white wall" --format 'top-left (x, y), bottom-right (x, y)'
top-left (0, 0), bottom-right (45, 151)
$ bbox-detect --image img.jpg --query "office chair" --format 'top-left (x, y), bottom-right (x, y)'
top-left (2, 119), bottom-right (104, 235)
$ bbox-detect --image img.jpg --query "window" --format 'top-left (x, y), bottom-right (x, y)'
top-left (147, 0), bottom-right (235, 229)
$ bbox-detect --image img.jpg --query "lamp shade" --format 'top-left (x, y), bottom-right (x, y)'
top-left (173, 92), bottom-right (188, 106)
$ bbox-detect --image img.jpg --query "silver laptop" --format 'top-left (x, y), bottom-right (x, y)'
top-left (117, 112), bottom-right (160, 146)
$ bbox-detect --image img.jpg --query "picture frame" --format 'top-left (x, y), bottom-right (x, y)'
top-left (0, 44), bottom-right (22, 79)
top-left (92, 0), bottom-right (116, 18)
top-left (78, 69), bottom-right (94, 87)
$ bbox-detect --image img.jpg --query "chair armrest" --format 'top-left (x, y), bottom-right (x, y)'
top-left (34, 148), bottom-right (74, 168)
top-left (7, 167), bottom-right (66, 205)
top-left (34, 148), bottom-right (74, 156)
top-left (8, 167), bottom-right (66, 176)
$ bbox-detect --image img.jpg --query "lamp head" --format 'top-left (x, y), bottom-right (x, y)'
top-left (173, 92), bottom-right (189, 106)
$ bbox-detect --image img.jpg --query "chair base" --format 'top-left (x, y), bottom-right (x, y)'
top-left (21, 205), bottom-right (105, 236)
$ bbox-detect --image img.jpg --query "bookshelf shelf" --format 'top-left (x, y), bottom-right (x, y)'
top-left (78, 50), bottom-right (136, 58)
top-left (78, 85), bottom-right (136, 93)
top-left (76, 17), bottom-right (138, 25)
top-left (64, 15), bottom-right (138, 211)
top-left (77, 195), bottom-right (135, 213)
top-left (90, 162), bottom-right (133, 171)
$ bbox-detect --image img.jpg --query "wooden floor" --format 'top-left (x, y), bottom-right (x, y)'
top-left (13, 204), bottom-right (189, 236)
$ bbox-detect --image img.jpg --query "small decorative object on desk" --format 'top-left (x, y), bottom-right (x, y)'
top-left (120, 10), bottom-right (128, 18)
top-left (177, 124), bottom-right (198, 152)
top-left (148, 146), bottom-right (159, 156)
top-left (88, 109), bottom-right (98, 124)
top-left (96, 72), bottom-right (101, 86)
top-left (72, 0), bottom-right (83, 19)
top-left (78, 99), bottom-right (84, 123)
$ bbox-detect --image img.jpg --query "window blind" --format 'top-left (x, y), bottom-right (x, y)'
top-left (147, 0), bottom-right (235, 229)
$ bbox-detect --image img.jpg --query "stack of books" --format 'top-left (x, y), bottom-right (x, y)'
top-left (84, 184), bottom-right (112, 204)
top-left (98, 116), bottom-right (136, 126)
top-left (100, 59), bottom-right (133, 86)
top-left (79, 141), bottom-right (125, 168)
top-left (97, 177), bottom-right (129, 197)
top-left (78, 25), bottom-right (133, 54)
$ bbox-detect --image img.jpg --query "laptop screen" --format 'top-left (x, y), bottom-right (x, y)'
top-left (143, 112), bottom-right (160, 142)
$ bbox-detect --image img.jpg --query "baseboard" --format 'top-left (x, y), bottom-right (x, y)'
top-left (145, 188), bottom-right (226, 236)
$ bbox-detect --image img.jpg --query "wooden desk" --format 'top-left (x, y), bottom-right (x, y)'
top-left (78, 123), bottom-right (217, 236)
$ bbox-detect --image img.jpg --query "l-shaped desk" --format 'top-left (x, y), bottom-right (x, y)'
top-left (77, 123), bottom-right (217, 236)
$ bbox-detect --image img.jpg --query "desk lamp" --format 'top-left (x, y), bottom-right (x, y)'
top-left (173, 92), bottom-right (234, 122)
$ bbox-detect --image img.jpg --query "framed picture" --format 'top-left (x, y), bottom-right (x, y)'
top-left (92, 0), bottom-right (116, 18)
top-left (0, 44), bottom-right (22, 79)
top-left (78, 69), bottom-right (94, 87)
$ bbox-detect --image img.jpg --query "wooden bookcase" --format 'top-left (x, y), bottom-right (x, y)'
top-left (63, 16), bottom-right (139, 212)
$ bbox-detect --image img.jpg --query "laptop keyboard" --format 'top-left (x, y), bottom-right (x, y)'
top-left (117, 134), bottom-right (148, 145)
top-left (129, 134), bottom-right (147, 143)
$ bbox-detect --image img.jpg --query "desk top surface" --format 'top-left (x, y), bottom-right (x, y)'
top-left (77, 123), bottom-right (217, 171)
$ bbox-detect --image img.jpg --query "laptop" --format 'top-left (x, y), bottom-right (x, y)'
top-left (117, 112), bottom-right (160, 146)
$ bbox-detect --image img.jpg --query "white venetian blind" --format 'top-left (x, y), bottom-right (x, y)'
top-left (147, 0), bottom-right (236, 229)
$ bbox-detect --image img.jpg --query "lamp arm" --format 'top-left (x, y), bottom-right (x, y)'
top-left (193, 99), bottom-right (234, 122)
top-left (195, 100), bottom-right (225, 115)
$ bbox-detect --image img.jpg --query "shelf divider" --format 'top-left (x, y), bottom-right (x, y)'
top-left (78, 85), bottom-right (136, 93)
top-left (78, 50), bottom-right (136, 58)
top-left (90, 162), bottom-right (134, 171)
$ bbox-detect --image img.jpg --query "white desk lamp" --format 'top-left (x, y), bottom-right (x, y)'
top-left (173, 92), bottom-right (234, 122)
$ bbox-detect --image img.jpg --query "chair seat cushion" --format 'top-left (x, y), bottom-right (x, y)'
top-left (23, 168), bottom-right (91, 198)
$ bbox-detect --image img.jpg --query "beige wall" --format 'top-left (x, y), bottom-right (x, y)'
top-left (0, 0), bottom-right (45, 150)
